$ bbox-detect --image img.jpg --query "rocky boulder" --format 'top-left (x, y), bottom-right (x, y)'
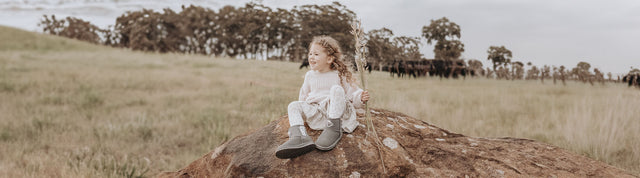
top-left (158, 109), bottom-right (634, 177)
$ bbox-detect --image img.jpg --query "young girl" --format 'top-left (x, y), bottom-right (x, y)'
top-left (276, 36), bottom-right (370, 159)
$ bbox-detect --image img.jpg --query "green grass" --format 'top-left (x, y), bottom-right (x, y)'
top-left (0, 25), bottom-right (639, 177)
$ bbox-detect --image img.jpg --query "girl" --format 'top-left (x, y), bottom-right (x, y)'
top-left (276, 36), bottom-right (370, 159)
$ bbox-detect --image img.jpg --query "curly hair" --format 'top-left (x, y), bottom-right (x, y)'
top-left (310, 36), bottom-right (356, 87)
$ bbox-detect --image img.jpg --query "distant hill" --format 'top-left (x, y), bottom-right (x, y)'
top-left (0, 25), bottom-right (102, 51)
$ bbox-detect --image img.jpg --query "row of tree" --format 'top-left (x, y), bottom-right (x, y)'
top-left (484, 61), bottom-right (612, 85)
top-left (481, 45), bottom-right (637, 86)
top-left (377, 57), bottom-right (621, 86)
top-left (40, 2), bottom-right (358, 61)
top-left (39, 2), bottom-right (634, 84)
top-left (39, 2), bottom-right (430, 66)
top-left (38, 2), bottom-right (467, 69)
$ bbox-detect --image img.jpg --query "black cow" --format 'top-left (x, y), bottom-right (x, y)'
top-left (299, 58), bottom-right (309, 69)
top-left (450, 60), bottom-right (467, 79)
top-left (623, 74), bottom-right (640, 88)
top-left (431, 59), bottom-right (446, 79)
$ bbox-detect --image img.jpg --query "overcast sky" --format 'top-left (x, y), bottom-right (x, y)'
top-left (240, 0), bottom-right (640, 75)
top-left (1, 0), bottom-right (638, 74)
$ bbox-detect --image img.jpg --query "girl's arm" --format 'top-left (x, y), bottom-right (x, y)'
top-left (298, 72), bottom-right (311, 101)
top-left (346, 82), bottom-right (365, 109)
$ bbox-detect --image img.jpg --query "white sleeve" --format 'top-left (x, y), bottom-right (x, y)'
top-left (298, 72), bottom-right (311, 101)
top-left (346, 82), bottom-right (364, 109)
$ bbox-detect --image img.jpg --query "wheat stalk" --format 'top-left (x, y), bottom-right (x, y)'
top-left (350, 19), bottom-right (386, 174)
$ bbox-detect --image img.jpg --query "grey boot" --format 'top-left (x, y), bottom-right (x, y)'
top-left (315, 118), bottom-right (343, 151)
top-left (275, 126), bottom-right (315, 159)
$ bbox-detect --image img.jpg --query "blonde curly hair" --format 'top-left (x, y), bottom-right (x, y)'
top-left (310, 36), bottom-right (355, 86)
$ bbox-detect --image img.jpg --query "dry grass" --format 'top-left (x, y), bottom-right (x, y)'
top-left (1, 26), bottom-right (638, 177)
top-left (368, 76), bottom-right (640, 172)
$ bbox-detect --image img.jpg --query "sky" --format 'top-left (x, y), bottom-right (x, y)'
top-left (1, 0), bottom-right (638, 75)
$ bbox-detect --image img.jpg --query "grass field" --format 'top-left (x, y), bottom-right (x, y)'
top-left (1, 25), bottom-right (639, 177)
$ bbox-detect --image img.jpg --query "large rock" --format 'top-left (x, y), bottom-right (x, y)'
top-left (158, 109), bottom-right (634, 177)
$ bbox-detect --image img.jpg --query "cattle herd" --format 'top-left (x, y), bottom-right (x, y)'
top-left (380, 59), bottom-right (471, 79)
top-left (300, 59), bottom-right (640, 89)
top-left (623, 73), bottom-right (640, 88)
top-left (301, 59), bottom-right (471, 79)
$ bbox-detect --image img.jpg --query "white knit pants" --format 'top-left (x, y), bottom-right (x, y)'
top-left (288, 85), bottom-right (346, 127)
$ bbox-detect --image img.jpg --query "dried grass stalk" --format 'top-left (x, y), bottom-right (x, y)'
top-left (350, 19), bottom-right (387, 173)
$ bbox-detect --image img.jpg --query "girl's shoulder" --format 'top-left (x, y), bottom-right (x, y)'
top-left (305, 70), bottom-right (338, 77)
top-left (304, 70), bottom-right (315, 78)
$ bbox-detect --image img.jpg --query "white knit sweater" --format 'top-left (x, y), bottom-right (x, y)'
top-left (298, 70), bottom-right (364, 109)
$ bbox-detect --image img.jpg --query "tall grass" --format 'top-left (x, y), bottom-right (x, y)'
top-left (0, 25), bottom-right (638, 176)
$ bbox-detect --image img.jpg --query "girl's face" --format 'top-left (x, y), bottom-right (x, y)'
top-left (308, 44), bottom-right (333, 72)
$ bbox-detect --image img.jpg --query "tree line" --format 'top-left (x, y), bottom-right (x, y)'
top-left (39, 1), bottom-right (638, 86)
top-left (39, 2), bottom-right (419, 65)
top-left (40, 2), bottom-right (357, 61)
top-left (38, 2), bottom-right (466, 70)
top-left (483, 45), bottom-right (640, 87)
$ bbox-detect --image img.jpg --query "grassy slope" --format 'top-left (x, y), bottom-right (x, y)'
top-left (0, 25), bottom-right (638, 177)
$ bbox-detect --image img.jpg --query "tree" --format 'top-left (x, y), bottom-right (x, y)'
top-left (157, 8), bottom-right (189, 53)
top-left (215, 5), bottom-right (246, 57)
top-left (421, 17), bottom-right (463, 60)
top-left (526, 65), bottom-right (540, 80)
top-left (594, 68), bottom-right (605, 85)
top-left (433, 40), bottom-right (464, 60)
top-left (552, 66), bottom-right (559, 84)
top-left (541, 65), bottom-right (551, 83)
top-left (421, 17), bottom-right (460, 44)
top-left (559, 65), bottom-right (567, 85)
top-left (237, 3), bottom-right (270, 59)
top-left (39, 15), bottom-right (103, 44)
top-left (267, 8), bottom-right (296, 60)
top-left (577, 61), bottom-right (591, 72)
top-left (366, 28), bottom-right (396, 66)
top-left (467, 59), bottom-right (483, 77)
top-left (393, 36), bottom-right (422, 61)
top-left (292, 2), bottom-right (356, 62)
top-left (487, 46), bottom-right (512, 72)
top-left (178, 5), bottom-right (218, 55)
top-left (575, 61), bottom-right (593, 84)
top-left (485, 67), bottom-right (494, 79)
top-left (115, 9), bottom-right (164, 51)
top-left (512, 61), bottom-right (524, 80)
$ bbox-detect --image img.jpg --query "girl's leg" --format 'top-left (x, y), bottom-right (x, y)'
top-left (316, 85), bottom-right (345, 151)
top-left (276, 101), bottom-right (315, 159)
top-left (287, 101), bottom-right (306, 128)
top-left (327, 85), bottom-right (347, 118)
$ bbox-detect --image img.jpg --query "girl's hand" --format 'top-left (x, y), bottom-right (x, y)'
top-left (361, 91), bottom-right (370, 103)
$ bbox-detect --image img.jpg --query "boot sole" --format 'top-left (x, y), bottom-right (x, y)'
top-left (275, 143), bottom-right (315, 159)
top-left (315, 132), bottom-right (343, 151)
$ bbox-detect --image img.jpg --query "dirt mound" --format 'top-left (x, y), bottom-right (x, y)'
top-left (158, 109), bottom-right (634, 177)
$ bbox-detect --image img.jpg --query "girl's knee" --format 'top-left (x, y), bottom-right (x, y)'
top-left (330, 85), bottom-right (345, 96)
top-left (288, 101), bottom-right (303, 110)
